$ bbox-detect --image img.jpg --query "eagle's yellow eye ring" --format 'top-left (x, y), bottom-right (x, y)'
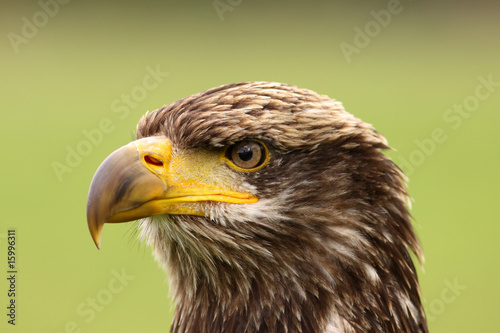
top-left (222, 140), bottom-right (269, 172)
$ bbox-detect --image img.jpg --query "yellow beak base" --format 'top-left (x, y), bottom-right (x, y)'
top-left (86, 137), bottom-right (257, 249)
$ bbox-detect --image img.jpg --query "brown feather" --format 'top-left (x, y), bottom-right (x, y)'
top-left (137, 82), bottom-right (428, 333)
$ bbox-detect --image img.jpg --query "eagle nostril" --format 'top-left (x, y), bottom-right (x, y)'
top-left (144, 155), bottom-right (163, 167)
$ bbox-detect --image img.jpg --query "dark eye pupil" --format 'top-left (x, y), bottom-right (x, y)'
top-left (238, 146), bottom-right (253, 161)
top-left (226, 140), bottom-right (268, 170)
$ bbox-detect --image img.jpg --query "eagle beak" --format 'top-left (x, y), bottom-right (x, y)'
top-left (86, 137), bottom-right (257, 249)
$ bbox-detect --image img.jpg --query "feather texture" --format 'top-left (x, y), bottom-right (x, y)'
top-left (136, 82), bottom-right (428, 332)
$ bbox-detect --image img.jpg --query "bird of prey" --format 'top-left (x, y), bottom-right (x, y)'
top-left (87, 82), bottom-right (428, 333)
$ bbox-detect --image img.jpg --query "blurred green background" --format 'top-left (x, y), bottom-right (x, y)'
top-left (2, 0), bottom-right (499, 332)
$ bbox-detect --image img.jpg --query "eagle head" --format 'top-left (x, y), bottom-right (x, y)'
top-left (87, 82), bottom-right (428, 332)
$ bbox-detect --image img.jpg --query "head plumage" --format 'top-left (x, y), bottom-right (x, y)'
top-left (137, 81), bottom-right (387, 152)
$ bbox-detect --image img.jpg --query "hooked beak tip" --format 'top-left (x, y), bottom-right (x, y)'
top-left (88, 215), bottom-right (103, 250)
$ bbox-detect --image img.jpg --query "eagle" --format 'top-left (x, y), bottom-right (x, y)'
top-left (87, 82), bottom-right (428, 333)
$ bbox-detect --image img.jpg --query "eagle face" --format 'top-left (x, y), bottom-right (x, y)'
top-left (87, 82), bottom-right (428, 333)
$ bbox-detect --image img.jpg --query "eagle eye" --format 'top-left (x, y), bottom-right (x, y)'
top-left (225, 140), bottom-right (268, 171)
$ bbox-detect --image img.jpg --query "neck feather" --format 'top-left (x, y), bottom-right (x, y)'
top-left (140, 204), bottom-right (427, 333)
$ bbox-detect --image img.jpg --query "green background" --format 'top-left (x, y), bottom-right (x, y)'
top-left (2, 0), bottom-right (499, 332)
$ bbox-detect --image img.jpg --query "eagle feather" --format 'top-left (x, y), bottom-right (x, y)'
top-left (89, 81), bottom-right (428, 333)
